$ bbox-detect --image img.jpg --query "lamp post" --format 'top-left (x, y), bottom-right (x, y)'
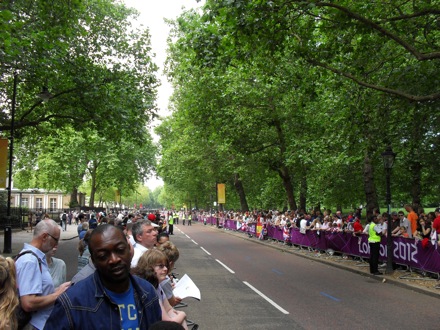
top-left (3, 72), bottom-right (18, 253)
top-left (3, 76), bottom-right (51, 253)
top-left (381, 145), bottom-right (397, 273)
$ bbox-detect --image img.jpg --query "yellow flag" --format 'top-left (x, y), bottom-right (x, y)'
top-left (217, 183), bottom-right (225, 204)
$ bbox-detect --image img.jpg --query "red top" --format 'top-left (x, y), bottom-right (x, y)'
top-left (353, 220), bottom-right (363, 232)
top-left (432, 216), bottom-right (440, 234)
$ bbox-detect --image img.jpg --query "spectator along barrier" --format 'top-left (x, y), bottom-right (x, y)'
top-left (195, 215), bottom-right (440, 274)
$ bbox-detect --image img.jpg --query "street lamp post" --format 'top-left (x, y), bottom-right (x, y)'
top-left (3, 75), bottom-right (52, 253)
top-left (3, 72), bottom-right (18, 253)
top-left (381, 145), bottom-right (397, 274)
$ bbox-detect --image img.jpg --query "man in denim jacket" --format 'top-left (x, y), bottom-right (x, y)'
top-left (45, 224), bottom-right (161, 329)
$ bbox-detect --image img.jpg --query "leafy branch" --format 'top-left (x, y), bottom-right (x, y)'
top-left (309, 1), bottom-right (440, 60)
top-left (307, 58), bottom-right (440, 102)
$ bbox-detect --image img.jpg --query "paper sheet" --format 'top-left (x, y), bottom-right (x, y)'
top-left (172, 274), bottom-right (201, 300)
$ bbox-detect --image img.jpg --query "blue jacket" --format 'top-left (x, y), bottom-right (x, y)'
top-left (44, 271), bottom-right (161, 329)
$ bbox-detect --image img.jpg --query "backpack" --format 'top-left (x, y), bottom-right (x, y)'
top-left (62, 213), bottom-right (67, 221)
top-left (14, 251), bottom-right (42, 330)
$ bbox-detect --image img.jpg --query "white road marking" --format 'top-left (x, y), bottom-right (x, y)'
top-left (216, 259), bottom-right (235, 273)
top-left (200, 247), bottom-right (211, 255)
top-left (243, 281), bottom-right (290, 314)
top-left (191, 239), bottom-right (198, 245)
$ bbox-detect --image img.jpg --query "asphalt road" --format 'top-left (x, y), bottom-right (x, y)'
top-left (9, 222), bottom-right (438, 329)
top-left (165, 222), bottom-right (439, 330)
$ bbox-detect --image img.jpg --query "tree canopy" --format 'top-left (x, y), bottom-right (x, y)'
top-left (1, 0), bottom-right (160, 206)
top-left (157, 0), bottom-right (440, 214)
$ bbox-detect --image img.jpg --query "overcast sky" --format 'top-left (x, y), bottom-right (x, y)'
top-left (122, 0), bottom-right (203, 189)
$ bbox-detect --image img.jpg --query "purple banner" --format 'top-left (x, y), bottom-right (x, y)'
top-left (220, 221), bottom-right (440, 273)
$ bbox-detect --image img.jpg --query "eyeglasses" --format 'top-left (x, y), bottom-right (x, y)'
top-left (46, 232), bottom-right (59, 243)
top-left (155, 264), bottom-right (167, 269)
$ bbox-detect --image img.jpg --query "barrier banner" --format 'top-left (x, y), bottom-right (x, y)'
top-left (290, 229), bottom-right (327, 251)
top-left (220, 220), bottom-right (440, 273)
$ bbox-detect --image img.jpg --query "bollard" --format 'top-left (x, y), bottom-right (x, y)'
top-left (3, 225), bottom-right (12, 253)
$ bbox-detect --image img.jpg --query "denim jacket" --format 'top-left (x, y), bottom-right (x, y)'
top-left (44, 271), bottom-right (161, 329)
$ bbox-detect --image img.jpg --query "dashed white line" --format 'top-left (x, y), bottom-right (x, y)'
top-left (243, 281), bottom-right (289, 315)
top-left (215, 259), bottom-right (235, 274)
top-left (191, 239), bottom-right (198, 245)
top-left (200, 247), bottom-right (211, 255)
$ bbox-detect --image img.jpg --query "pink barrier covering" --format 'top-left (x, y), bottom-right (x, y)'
top-left (214, 219), bottom-right (440, 274)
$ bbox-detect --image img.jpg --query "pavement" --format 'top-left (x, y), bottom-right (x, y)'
top-left (1, 223), bottom-right (79, 258)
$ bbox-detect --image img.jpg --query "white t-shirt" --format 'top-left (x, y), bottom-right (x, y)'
top-left (131, 244), bottom-right (148, 268)
top-left (48, 257), bottom-right (66, 289)
top-left (363, 224), bottom-right (370, 234)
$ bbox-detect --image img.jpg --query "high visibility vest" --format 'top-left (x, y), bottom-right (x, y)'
top-left (368, 222), bottom-right (381, 243)
top-left (169, 217), bottom-right (174, 225)
top-left (188, 214), bottom-right (192, 220)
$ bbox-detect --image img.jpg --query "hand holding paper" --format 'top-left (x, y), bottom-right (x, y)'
top-left (172, 274), bottom-right (201, 300)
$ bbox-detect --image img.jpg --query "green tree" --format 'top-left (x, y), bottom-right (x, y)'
top-left (1, 0), bottom-right (158, 146)
top-left (159, 0), bottom-right (439, 214)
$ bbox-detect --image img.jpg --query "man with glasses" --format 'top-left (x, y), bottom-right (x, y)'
top-left (131, 220), bottom-right (159, 267)
top-left (397, 211), bottom-right (412, 238)
top-left (15, 219), bottom-right (71, 329)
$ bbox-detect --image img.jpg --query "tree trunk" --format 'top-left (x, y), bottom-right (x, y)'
top-left (89, 161), bottom-right (98, 207)
top-left (70, 187), bottom-right (79, 207)
top-left (314, 202), bottom-right (321, 213)
top-left (233, 173), bottom-right (249, 211)
top-left (363, 151), bottom-right (379, 218)
top-left (299, 174), bottom-right (307, 211)
top-left (410, 161), bottom-right (422, 212)
top-left (272, 117), bottom-right (297, 211)
top-left (409, 105), bottom-right (423, 212)
top-left (89, 185), bottom-right (96, 207)
top-left (278, 165), bottom-right (297, 211)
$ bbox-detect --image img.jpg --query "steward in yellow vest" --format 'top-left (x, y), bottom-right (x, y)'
top-left (368, 216), bottom-right (382, 275)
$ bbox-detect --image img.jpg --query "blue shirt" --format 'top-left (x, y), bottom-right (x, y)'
top-left (105, 283), bottom-right (139, 330)
top-left (16, 243), bottom-right (55, 330)
top-left (79, 230), bottom-right (87, 240)
top-left (45, 271), bottom-right (161, 329)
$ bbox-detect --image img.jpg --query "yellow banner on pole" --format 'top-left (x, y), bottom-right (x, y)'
top-left (217, 183), bottom-right (226, 204)
top-left (0, 138), bottom-right (8, 188)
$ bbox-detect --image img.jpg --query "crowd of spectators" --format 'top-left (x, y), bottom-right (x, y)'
top-left (213, 206), bottom-right (440, 247)
top-left (1, 208), bottom-right (200, 330)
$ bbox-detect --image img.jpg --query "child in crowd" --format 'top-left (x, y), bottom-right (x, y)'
top-left (259, 224), bottom-right (267, 240)
top-left (393, 226), bottom-right (409, 238)
top-left (132, 249), bottom-right (188, 329)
